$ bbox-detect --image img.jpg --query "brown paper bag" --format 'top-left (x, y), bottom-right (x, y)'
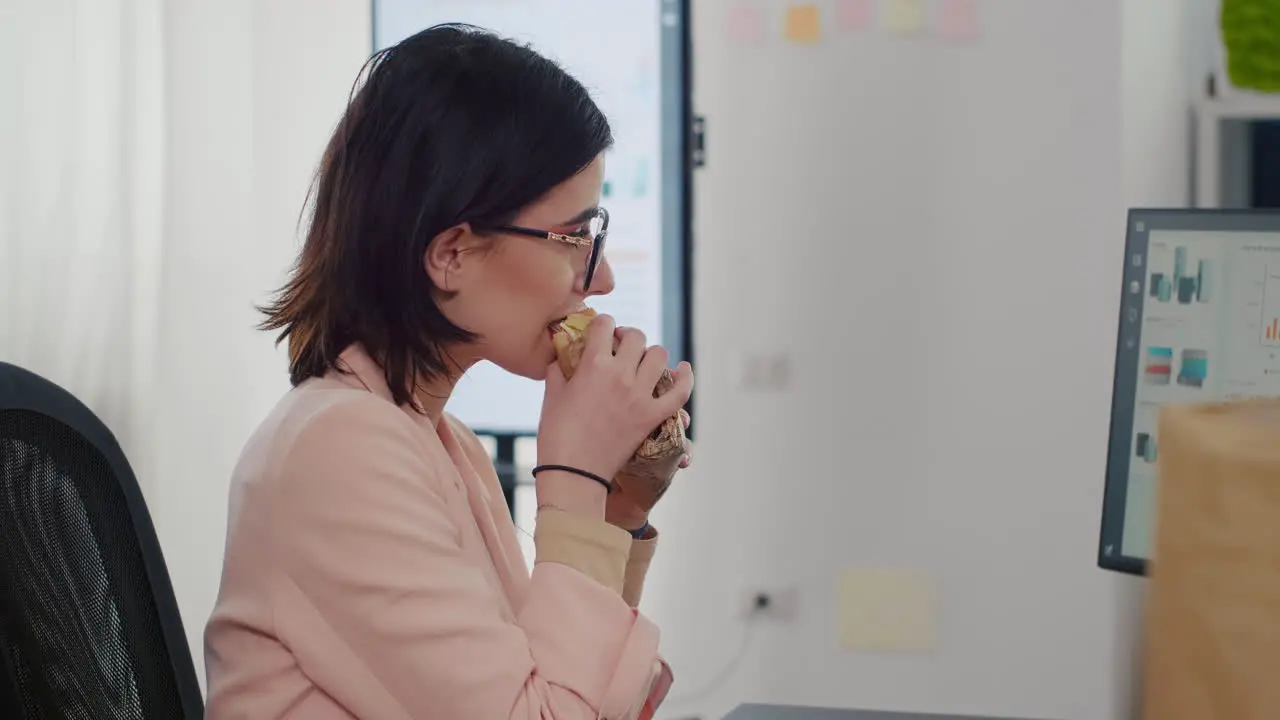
top-left (1142, 400), bottom-right (1280, 720)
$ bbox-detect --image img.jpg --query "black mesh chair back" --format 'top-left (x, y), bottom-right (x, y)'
top-left (0, 362), bottom-right (203, 719)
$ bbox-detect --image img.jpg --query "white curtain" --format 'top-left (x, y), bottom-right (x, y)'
top-left (0, 0), bottom-right (166, 490)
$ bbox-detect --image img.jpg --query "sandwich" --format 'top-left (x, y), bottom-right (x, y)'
top-left (551, 309), bottom-right (688, 510)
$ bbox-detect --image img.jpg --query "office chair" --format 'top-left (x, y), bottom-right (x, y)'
top-left (0, 362), bottom-right (204, 719)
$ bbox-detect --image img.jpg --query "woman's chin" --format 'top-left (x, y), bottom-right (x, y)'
top-left (489, 355), bottom-right (551, 382)
top-left (522, 364), bottom-right (550, 382)
top-left (485, 338), bottom-right (557, 381)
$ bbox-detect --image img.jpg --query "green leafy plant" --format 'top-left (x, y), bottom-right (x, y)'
top-left (1221, 0), bottom-right (1280, 92)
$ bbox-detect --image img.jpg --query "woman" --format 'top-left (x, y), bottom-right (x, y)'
top-left (203, 23), bottom-right (693, 719)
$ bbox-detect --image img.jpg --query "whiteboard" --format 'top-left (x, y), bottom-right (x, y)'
top-left (372, 0), bottom-right (690, 435)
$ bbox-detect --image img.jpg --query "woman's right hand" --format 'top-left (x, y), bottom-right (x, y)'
top-left (538, 313), bottom-right (694, 483)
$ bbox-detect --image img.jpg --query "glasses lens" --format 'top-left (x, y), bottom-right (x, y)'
top-left (583, 208), bottom-right (607, 290)
top-left (584, 231), bottom-right (606, 290)
top-left (585, 212), bottom-right (606, 240)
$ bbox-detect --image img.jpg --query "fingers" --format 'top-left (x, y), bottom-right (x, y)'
top-left (654, 361), bottom-right (694, 418)
top-left (678, 440), bottom-right (694, 469)
top-left (635, 344), bottom-right (669, 393)
top-left (614, 327), bottom-right (646, 369)
top-left (583, 313), bottom-right (616, 361)
top-left (543, 360), bottom-right (566, 393)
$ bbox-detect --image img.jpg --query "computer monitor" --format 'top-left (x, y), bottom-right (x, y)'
top-left (372, 0), bottom-right (693, 437)
top-left (1100, 208), bottom-right (1280, 575)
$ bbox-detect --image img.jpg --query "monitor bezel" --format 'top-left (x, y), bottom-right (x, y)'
top-left (1099, 207), bottom-right (1280, 576)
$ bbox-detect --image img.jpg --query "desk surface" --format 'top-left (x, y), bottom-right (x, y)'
top-left (723, 704), bottom-right (1050, 720)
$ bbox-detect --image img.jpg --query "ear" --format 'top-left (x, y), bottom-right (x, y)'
top-left (424, 223), bottom-right (484, 291)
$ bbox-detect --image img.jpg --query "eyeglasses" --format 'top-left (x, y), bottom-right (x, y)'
top-left (496, 206), bottom-right (609, 291)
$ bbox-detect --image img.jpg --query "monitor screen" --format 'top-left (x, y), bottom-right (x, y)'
top-left (1100, 209), bottom-right (1280, 575)
top-left (372, 0), bottom-right (692, 436)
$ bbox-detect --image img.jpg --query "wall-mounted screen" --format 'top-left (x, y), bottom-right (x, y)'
top-left (373, 0), bottom-right (692, 436)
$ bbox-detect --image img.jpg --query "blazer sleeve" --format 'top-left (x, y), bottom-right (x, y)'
top-left (622, 533), bottom-right (659, 607)
top-left (446, 413), bottom-right (660, 610)
top-left (271, 397), bottom-right (664, 719)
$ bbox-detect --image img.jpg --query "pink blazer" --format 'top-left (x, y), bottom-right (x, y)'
top-left (204, 346), bottom-right (673, 718)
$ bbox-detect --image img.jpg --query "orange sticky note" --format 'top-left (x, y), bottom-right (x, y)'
top-left (784, 4), bottom-right (822, 44)
top-left (884, 0), bottom-right (924, 35)
top-left (936, 0), bottom-right (979, 40)
top-left (836, 0), bottom-right (873, 30)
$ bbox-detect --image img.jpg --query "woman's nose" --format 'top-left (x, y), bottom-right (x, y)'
top-left (585, 256), bottom-right (615, 296)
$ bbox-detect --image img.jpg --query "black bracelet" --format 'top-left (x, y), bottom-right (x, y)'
top-left (531, 464), bottom-right (613, 492)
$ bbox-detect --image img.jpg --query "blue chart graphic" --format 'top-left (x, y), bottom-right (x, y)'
top-left (1135, 432), bottom-right (1158, 463)
top-left (1144, 346), bottom-right (1173, 385)
top-left (1176, 349), bottom-right (1209, 388)
top-left (1149, 246), bottom-right (1211, 305)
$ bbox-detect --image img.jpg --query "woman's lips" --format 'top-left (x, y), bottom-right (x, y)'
top-left (547, 307), bottom-right (589, 335)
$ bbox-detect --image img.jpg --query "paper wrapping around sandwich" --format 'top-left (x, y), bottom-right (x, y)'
top-left (1141, 399), bottom-right (1280, 720)
top-left (552, 311), bottom-right (687, 511)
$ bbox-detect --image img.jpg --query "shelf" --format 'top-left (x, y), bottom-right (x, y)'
top-left (1197, 94), bottom-right (1280, 121)
top-left (1198, 73), bottom-right (1280, 121)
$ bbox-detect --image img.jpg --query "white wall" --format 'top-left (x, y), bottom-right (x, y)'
top-left (143, 0), bottom-right (1195, 716)
top-left (154, 0), bottom-right (371, 686)
top-left (1123, 0), bottom-right (1194, 208)
top-left (1184, 0), bottom-right (1222, 93)
top-left (644, 2), bottom-right (1187, 719)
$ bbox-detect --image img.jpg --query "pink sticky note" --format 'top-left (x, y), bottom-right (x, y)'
top-left (936, 0), bottom-right (979, 41)
top-left (836, 0), bottom-right (873, 30)
top-left (725, 4), bottom-right (766, 46)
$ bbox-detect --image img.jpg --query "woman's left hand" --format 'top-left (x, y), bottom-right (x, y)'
top-left (605, 409), bottom-right (692, 532)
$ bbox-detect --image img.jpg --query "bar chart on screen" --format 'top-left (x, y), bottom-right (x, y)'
top-left (1259, 265), bottom-right (1280, 347)
top-left (1148, 242), bottom-right (1213, 306)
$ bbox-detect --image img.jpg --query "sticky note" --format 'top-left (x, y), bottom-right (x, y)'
top-left (936, 0), bottom-right (979, 41)
top-left (725, 3), bottom-right (766, 46)
top-left (784, 4), bottom-right (822, 44)
top-left (838, 569), bottom-right (938, 652)
top-left (883, 0), bottom-right (925, 35)
top-left (836, 0), bottom-right (873, 30)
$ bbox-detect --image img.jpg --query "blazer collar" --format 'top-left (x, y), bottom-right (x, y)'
top-left (331, 344), bottom-right (526, 610)
top-left (331, 344), bottom-right (443, 433)
top-left (333, 344), bottom-right (394, 403)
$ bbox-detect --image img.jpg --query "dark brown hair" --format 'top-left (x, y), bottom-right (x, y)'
top-left (258, 24), bottom-right (613, 407)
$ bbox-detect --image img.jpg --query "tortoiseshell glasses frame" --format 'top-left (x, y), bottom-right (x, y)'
top-left (495, 206), bottom-right (609, 291)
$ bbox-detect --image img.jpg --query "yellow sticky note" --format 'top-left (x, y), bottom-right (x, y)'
top-left (884, 0), bottom-right (924, 35)
top-left (838, 568), bottom-right (937, 652)
top-left (784, 4), bottom-right (822, 44)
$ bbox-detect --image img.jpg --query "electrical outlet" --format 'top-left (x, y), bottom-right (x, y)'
top-left (739, 584), bottom-right (799, 620)
top-left (730, 352), bottom-right (791, 391)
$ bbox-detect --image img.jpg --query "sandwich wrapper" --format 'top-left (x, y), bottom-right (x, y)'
top-left (1142, 399), bottom-right (1280, 719)
top-left (552, 311), bottom-right (688, 511)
